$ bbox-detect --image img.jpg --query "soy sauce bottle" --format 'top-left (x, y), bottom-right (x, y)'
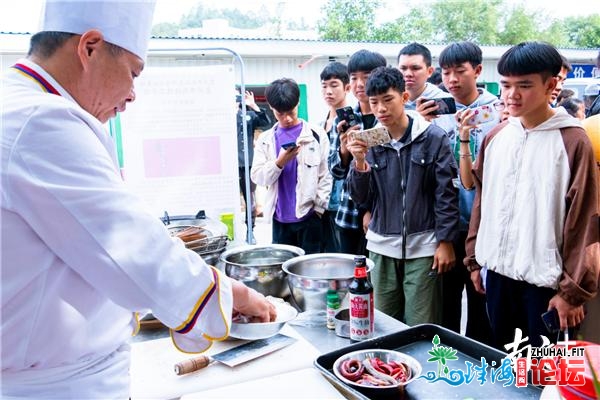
top-left (349, 255), bottom-right (374, 341)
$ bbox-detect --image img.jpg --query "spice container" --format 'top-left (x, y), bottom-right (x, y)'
top-left (326, 289), bottom-right (341, 329)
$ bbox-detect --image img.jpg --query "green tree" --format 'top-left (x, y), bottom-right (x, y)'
top-left (430, 0), bottom-right (502, 44)
top-left (179, 3), bottom-right (269, 30)
top-left (562, 15), bottom-right (600, 48)
top-left (317, 0), bottom-right (382, 41)
top-left (498, 5), bottom-right (540, 45)
top-left (151, 22), bottom-right (179, 37)
top-left (372, 9), bottom-right (435, 43)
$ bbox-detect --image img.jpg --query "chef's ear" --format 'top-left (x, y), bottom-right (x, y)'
top-left (77, 29), bottom-right (104, 65)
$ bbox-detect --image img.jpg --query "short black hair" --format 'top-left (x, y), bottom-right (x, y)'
top-left (320, 61), bottom-right (349, 85)
top-left (558, 97), bottom-right (584, 118)
top-left (265, 78), bottom-right (300, 112)
top-left (397, 42), bottom-right (432, 66)
top-left (29, 31), bottom-right (125, 59)
top-left (439, 41), bottom-right (482, 69)
top-left (497, 41), bottom-right (562, 81)
top-left (28, 31), bottom-right (75, 58)
top-left (366, 66), bottom-right (406, 96)
top-left (347, 49), bottom-right (387, 74)
top-left (560, 54), bottom-right (573, 73)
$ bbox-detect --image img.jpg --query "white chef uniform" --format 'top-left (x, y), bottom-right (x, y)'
top-left (0, 58), bottom-right (233, 398)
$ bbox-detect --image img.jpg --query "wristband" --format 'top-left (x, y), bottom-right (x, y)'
top-left (459, 139), bottom-right (470, 143)
top-left (466, 263), bottom-right (482, 272)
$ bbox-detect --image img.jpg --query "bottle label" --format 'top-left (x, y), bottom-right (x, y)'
top-left (349, 293), bottom-right (374, 341)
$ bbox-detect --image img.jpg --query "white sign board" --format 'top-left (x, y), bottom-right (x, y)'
top-left (116, 65), bottom-right (239, 230)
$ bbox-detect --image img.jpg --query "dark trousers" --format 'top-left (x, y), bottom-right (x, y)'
top-left (272, 214), bottom-right (322, 254)
top-left (238, 167), bottom-right (256, 228)
top-left (335, 225), bottom-right (367, 256)
top-left (440, 231), bottom-right (492, 345)
top-left (486, 270), bottom-right (557, 350)
top-left (321, 210), bottom-right (341, 253)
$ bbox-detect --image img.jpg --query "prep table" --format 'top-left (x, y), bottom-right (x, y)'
top-left (130, 310), bottom-right (407, 399)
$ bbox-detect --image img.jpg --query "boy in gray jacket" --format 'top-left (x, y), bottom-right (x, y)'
top-left (347, 67), bottom-right (459, 325)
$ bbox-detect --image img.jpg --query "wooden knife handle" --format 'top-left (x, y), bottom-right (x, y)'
top-left (174, 355), bottom-right (211, 375)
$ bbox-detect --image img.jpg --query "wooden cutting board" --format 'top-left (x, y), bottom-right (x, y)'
top-left (130, 325), bottom-right (323, 399)
top-left (180, 367), bottom-right (346, 399)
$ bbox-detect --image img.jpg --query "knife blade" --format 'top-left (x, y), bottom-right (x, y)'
top-left (174, 333), bottom-right (296, 375)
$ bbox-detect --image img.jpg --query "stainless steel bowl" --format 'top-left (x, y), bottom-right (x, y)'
top-left (229, 298), bottom-right (298, 340)
top-left (220, 244), bottom-right (305, 297)
top-left (282, 253), bottom-right (374, 312)
top-left (333, 349), bottom-right (421, 391)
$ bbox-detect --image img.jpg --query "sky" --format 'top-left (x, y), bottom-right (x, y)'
top-left (1, 0), bottom-right (598, 33)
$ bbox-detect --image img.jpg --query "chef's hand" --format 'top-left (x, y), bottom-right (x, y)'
top-left (231, 279), bottom-right (277, 322)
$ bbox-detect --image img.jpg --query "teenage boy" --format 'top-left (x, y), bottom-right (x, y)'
top-left (550, 55), bottom-right (572, 106)
top-left (426, 41), bottom-right (499, 344)
top-left (319, 61), bottom-right (350, 252)
top-left (328, 49), bottom-right (387, 254)
top-left (346, 66), bottom-right (459, 325)
top-left (466, 41), bottom-right (599, 349)
top-left (397, 42), bottom-right (449, 110)
top-left (251, 78), bottom-right (332, 254)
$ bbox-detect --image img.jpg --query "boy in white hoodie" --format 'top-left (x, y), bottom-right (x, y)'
top-left (465, 42), bottom-right (599, 350)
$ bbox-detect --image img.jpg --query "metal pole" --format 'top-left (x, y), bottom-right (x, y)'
top-left (149, 47), bottom-right (254, 244)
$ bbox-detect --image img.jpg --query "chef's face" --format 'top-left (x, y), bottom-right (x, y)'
top-left (85, 41), bottom-right (144, 123)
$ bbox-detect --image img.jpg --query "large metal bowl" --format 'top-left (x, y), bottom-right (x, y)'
top-left (220, 244), bottom-right (305, 298)
top-left (282, 253), bottom-right (374, 312)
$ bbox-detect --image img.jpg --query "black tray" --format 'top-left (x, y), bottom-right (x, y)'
top-left (315, 324), bottom-right (542, 400)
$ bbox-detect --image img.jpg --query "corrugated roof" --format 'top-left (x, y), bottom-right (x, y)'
top-left (1, 32), bottom-right (597, 62)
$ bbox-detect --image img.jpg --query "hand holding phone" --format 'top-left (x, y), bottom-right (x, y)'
top-left (336, 106), bottom-right (359, 132)
top-left (466, 104), bottom-right (497, 125)
top-left (281, 141), bottom-right (297, 150)
top-left (541, 308), bottom-right (560, 334)
top-left (349, 126), bottom-right (391, 148)
top-left (423, 97), bottom-right (457, 115)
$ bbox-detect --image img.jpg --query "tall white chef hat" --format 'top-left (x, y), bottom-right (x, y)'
top-left (40, 0), bottom-right (156, 60)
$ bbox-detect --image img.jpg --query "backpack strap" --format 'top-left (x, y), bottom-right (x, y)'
top-left (311, 129), bottom-right (320, 144)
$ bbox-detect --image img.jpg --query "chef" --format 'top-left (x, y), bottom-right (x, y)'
top-left (0, 0), bottom-right (276, 398)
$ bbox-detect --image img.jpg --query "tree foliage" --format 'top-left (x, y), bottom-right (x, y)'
top-left (316, 0), bottom-right (382, 41)
top-left (179, 3), bottom-right (269, 30)
top-left (317, 0), bottom-right (600, 48)
top-left (151, 0), bottom-right (600, 48)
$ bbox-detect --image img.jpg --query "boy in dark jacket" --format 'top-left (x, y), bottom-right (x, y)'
top-left (347, 66), bottom-right (459, 325)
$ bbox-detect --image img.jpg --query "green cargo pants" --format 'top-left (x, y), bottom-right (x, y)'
top-left (369, 251), bottom-right (441, 326)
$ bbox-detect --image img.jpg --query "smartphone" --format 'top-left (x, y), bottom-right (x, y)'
top-left (467, 104), bottom-right (497, 125)
top-left (425, 97), bottom-right (457, 115)
top-left (541, 308), bottom-right (560, 334)
top-left (281, 141), bottom-right (297, 150)
top-left (349, 126), bottom-right (391, 148)
top-left (336, 106), bottom-right (359, 131)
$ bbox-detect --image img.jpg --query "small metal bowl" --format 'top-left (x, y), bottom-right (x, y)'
top-left (229, 298), bottom-right (298, 340)
top-left (333, 349), bottom-right (421, 392)
top-left (334, 308), bottom-right (350, 338)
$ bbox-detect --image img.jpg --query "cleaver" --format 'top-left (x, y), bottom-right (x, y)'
top-left (174, 333), bottom-right (296, 375)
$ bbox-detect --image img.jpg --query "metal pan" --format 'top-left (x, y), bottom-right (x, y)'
top-left (315, 323), bottom-right (543, 400)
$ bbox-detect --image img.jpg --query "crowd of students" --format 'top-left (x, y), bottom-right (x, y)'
top-left (247, 41), bottom-right (600, 351)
